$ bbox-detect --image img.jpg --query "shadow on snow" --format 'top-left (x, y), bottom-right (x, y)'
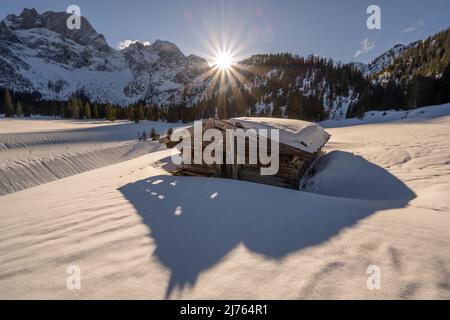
top-left (118, 151), bottom-right (415, 298)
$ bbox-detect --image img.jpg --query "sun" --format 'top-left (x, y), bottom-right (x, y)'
top-left (214, 53), bottom-right (234, 70)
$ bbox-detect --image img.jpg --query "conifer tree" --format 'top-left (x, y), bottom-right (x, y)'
top-left (92, 103), bottom-right (99, 119)
top-left (272, 99), bottom-right (282, 118)
top-left (59, 102), bottom-right (66, 119)
top-left (15, 101), bottom-right (23, 117)
top-left (106, 103), bottom-right (115, 122)
top-left (134, 104), bottom-right (145, 123)
top-left (84, 101), bottom-right (91, 119)
top-left (78, 98), bottom-right (84, 118)
top-left (127, 105), bottom-right (134, 121)
top-left (112, 105), bottom-right (117, 122)
top-left (71, 98), bottom-right (80, 119)
top-left (150, 128), bottom-right (159, 141)
top-left (105, 103), bottom-right (111, 121)
top-left (4, 89), bottom-right (14, 118)
top-left (66, 99), bottom-right (71, 118)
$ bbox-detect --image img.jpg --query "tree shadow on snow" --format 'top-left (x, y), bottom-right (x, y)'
top-left (119, 151), bottom-right (415, 298)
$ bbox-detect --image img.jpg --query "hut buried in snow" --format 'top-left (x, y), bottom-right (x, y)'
top-left (161, 117), bottom-right (330, 190)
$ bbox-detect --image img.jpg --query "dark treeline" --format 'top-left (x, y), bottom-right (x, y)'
top-left (0, 88), bottom-right (172, 123)
top-left (0, 88), bottom-right (123, 121)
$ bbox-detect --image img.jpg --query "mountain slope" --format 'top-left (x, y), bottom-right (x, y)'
top-left (180, 54), bottom-right (366, 121)
top-left (0, 9), bottom-right (208, 106)
top-left (379, 28), bottom-right (450, 82)
top-left (352, 27), bottom-right (450, 83)
top-left (351, 43), bottom-right (418, 78)
top-left (346, 28), bottom-right (450, 117)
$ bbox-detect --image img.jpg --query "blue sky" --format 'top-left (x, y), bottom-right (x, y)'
top-left (1, 0), bottom-right (449, 63)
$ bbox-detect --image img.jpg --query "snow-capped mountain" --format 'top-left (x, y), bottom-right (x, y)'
top-left (0, 8), bottom-right (448, 121)
top-left (121, 41), bottom-right (209, 105)
top-left (0, 9), bottom-right (209, 105)
top-left (351, 42), bottom-right (420, 79)
top-left (0, 8), bottom-right (365, 120)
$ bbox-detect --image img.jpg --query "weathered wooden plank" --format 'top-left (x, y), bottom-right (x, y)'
top-left (161, 119), bottom-right (322, 190)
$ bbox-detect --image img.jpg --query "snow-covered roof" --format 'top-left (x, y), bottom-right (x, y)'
top-left (228, 117), bottom-right (330, 154)
top-left (165, 117), bottom-right (330, 154)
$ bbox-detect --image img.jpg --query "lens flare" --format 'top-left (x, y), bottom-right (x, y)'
top-left (214, 53), bottom-right (234, 70)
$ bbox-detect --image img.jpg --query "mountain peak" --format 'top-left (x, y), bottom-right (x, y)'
top-left (150, 40), bottom-right (182, 54)
top-left (187, 54), bottom-right (209, 68)
top-left (142, 39), bottom-right (186, 63)
top-left (121, 41), bottom-right (150, 51)
top-left (19, 8), bottom-right (39, 23)
top-left (2, 8), bottom-right (110, 52)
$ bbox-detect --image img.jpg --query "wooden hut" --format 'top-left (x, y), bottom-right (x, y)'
top-left (161, 117), bottom-right (330, 190)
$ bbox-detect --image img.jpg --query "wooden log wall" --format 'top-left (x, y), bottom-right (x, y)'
top-left (170, 120), bottom-right (319, 190)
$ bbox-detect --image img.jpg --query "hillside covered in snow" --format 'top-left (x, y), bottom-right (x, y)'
top-left (0, 9), bottom-right (209, 106)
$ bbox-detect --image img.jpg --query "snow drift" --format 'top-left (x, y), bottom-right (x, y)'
top-left (1, 104), bottom-right (450, 299)
top-left (0, 119), bottom-right (177, 195)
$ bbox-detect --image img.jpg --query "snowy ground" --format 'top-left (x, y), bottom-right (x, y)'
top-left (320, 103), bottom-right (450, 128)
top-left (0, 119), bottom-right (176, 195)
top-left (0, 105), bottom-right (450, 299)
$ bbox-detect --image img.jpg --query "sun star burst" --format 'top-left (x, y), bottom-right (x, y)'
top-left (214, 53), bottom-right (234, 70)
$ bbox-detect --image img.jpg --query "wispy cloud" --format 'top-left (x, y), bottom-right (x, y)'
top-left (117, 39), bottom-right (150, 49)
top-left (404, 20), bottom-right (425, 33)
top-left (354, 38), bottom-right (375, 58)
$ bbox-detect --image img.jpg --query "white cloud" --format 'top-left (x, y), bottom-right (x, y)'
top-left (354, 38), bottom-right (375, 58)
top-left (117, 39), bottom-right (151, 49)
top-left (404, 20), bottom-right (425, 33)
